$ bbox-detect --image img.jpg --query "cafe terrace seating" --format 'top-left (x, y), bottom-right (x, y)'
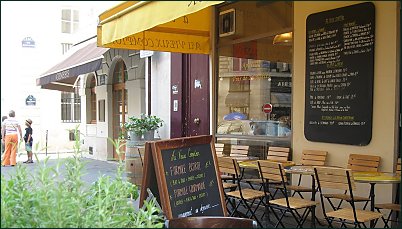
top-left (374, 157), bottom-right (401, 228)
top-left (217, 157), bottom-right (266, 227)
top-left (285, 150), bottom-right (328, 199)
top-left (230, 144), bottom-right (250, 161)
top-left (165, 216), bottom-right (257, 228)
top-left (258, 160), bottom-right (319, 228)
top-left (323, 153), bottom-right (379, 210)
top-left (314, 166), bottom-right (383, 228)
top-left (243, 146), bottom-right (291, 190)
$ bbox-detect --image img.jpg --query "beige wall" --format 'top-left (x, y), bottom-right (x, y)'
top-left (293, 0), bottom-right (400, 210)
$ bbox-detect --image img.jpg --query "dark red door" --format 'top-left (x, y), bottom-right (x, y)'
top-left (171, 53), bottom-right (210, 138)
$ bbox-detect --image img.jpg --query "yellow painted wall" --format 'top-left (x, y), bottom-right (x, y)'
top-left (293, 0), bottom-right (400, 212)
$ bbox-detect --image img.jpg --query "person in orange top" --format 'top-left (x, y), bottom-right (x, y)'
top-left (1, 110), bottom-right (22, 166)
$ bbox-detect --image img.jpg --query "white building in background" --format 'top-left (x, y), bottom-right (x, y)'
top-left (1, 1), bottom-right (120, 153)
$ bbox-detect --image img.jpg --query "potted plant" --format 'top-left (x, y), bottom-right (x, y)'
top-left (124, 116), bottom-right (146, 141)
top-left (143, 114), bottom-right (164, 140)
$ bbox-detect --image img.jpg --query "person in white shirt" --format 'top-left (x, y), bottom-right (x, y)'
top-left (1, 115), bottom-right (7, 155)
top-left (1, 110), bottom-right (22, 166)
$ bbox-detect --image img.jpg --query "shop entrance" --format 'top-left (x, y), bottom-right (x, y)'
top-left (170, 53), bottom-right (210, 138)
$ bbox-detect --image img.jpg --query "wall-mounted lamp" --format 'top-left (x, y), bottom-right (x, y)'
top-left (273, 32), bottom-right (293, 45)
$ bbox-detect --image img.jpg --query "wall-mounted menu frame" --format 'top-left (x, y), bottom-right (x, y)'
top-left (304, 2), bottom-right (375, 145)
top-left (139, 135), bottom-right (226, 219)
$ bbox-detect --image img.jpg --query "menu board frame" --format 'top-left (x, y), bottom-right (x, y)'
top-left (304, 2), bottom-right (375, 146)
top-left (140, 135), bottom-right (226, 219)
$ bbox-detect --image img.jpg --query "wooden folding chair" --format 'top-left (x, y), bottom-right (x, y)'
top-left (230, 144), bottom-right (250, 161)
top-left (215, 143), bottom-right (225, 157)
top-left (374, 158), bottom-right (401, 228)
top-left (267, 146), bottom-right (291, 162)
top-left (323, 153), bottom-right (379, 210)
top-left (347, 154), bottom-right (381, 172)
top-left (286, 150), bottom-right (328, 199)
top-left (314, 166), bottom-right (383, 228)
top-left (217, 157), bottom-right (266, 227)
top-left (165, 216), bottom-right (258, 228)
top-left (243, 146), bottom-right (290, 190)
top-left (258, 160), bottom-right (319, 228)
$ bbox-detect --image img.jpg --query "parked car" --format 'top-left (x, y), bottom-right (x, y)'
top-left (217, 120), bottom-right (291, 137)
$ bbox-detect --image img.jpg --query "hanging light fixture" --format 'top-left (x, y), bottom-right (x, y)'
top-left (273, 32), bottom-right (293, 45)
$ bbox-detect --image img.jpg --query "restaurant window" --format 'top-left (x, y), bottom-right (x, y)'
top-left (216, 1), bottom-right (293, 146)
top-left (61, 9), bottom-right (79, 34)
top-left (87, 75), bottom-right (97, 124)
top-left (61, 92), bottom-right (81, 123)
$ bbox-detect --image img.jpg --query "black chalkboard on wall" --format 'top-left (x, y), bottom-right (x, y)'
top-left (140, 135), bottom-right (226, 219)
top-left (304, 2), bottom-right (375, 145)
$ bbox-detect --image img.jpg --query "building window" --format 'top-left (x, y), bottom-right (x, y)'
top-left (61, 43), bottom-right (72, 54)
top-left (98, 99), bottom-right (105, 122)
top-left (216, 2), bottom-right (293, 147)
top-left (61, 9), bottom-right (79, 34)
top-left (61, 92), bottom-right (81, 123)
top-left (88, 75), bottom-right (97, 124)
top-left (69, 129), bottom-right (80, 141)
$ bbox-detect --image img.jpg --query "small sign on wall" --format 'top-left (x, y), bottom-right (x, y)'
top-left (25, 95), bottom-right (36, 106)
top-left (22, 37), bottom-right (35, 48)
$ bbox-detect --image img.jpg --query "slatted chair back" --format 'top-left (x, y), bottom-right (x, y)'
top-left (314, 166), bottom-right (356, 191)
top-left (267, 146), bottom-right (290, 162)
top-left (347, 154), bottom-right (381, 172)
top-left (217, 156), bottom-right (240, 178)
top-left (230, 145), bottom-right (249, 157)
top-left (215, 143), bottom-right (225, 157)
top-left (257, 160), bottom-right (287, 183)
top-left (301, 150), bottom-right (328, 166)
top-left (165, 216), bottom-right (257, 228)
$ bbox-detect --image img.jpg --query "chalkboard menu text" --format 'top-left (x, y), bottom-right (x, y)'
top-left (140, 135), bottom-right (226, 219)
top-left (305, 2), bottom-right (375, 145)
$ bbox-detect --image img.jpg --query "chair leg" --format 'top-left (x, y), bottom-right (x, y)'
top-left (243, 199), bottom-right (263, 228)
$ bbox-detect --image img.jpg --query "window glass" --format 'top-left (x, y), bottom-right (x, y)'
top-left (61, 9), bottom-right (79, 34)
top-left (61, 92), bottom-right (81, 123)
top-left (217, 1), bottom-right (293, 145)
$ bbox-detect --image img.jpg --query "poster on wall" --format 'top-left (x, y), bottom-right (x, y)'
top-left (304, 2), bottom-right (375, 145)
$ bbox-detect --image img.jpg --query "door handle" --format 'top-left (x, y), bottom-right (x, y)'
top-left (193, 118), bottom-right (200, 125)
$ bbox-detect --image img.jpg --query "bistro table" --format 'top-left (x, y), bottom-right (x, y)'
top-left (353, 171), bottom-right (401, 228)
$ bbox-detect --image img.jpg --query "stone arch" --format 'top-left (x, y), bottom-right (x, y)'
top-left (107, 55), bottom-right (127, 85)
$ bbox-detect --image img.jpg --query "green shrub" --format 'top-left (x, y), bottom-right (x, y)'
top-left (1, 128), bottom-right (164, 228)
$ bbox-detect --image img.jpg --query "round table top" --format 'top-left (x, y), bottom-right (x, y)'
top-left (284, 165), bottom-right (314, 175)
top-left (238, 160), bottom-right (295, 169)
top-left (353, 171), bottom-right (401, 184)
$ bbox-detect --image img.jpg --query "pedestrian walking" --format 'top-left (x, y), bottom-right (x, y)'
top-left (1, 115), bottom-right (7, 155)
top-left (23, 119), bottom-right (33, 163)
top-left (1, 110), bottom-right (22, 166)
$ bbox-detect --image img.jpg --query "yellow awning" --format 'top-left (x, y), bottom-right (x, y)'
top-left (97, 1), bottom-right (223, 54)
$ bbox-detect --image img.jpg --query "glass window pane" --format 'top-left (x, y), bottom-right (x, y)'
top-left (217, 1), bottom-right (293, 144)
top-left (61, 21), bottom-right (71, 33)
top-left (61, 9), bottom-right (71, 20)
top-left (73, 10), bottom-right (79, 22)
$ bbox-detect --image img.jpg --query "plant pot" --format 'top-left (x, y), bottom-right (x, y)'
top-left (144, 130), bottom-right (155, 141)
top-left (129, 131), bottom-right (142, 141)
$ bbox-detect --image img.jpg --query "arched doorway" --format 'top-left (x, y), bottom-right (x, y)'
top-left (112, 59), bottom-right (128, 160)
